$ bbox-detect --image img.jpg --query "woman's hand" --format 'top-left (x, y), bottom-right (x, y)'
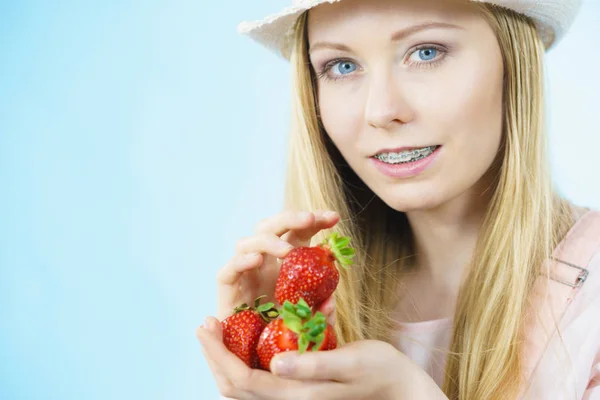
top-left (216, 210), bottom-right (340, 321)
top-left (197, 317), bottom-right (448, 400)
top-left (269, 340), bottom-right (448, 400)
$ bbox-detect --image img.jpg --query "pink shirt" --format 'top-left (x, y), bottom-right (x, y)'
top-left (393, 210), bottom-right (600, 399)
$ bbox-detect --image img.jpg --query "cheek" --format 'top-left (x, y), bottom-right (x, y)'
top-left (456, 55), bottom-right (504, 162)
top-left (427, 48), bottom-right (504, 171)
top-left (436, 55), bottom-right (504, 205)
top-left (318, 86), bottom-right (364, 150)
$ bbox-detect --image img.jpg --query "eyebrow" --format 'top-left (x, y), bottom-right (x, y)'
top-left (309, 21), bottom-right (465, 53)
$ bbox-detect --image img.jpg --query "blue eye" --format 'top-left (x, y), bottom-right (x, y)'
top-left (316, 59), bottom-right (359, 82)
top-left (406, 46), bottom-right (446, 66)
top-left (418, 48), bottom-right (437, 61)
top-left (332, 60), bottom-right (357, 75)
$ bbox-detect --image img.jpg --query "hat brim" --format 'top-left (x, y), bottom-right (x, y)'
top-left (238, 0), bottom-right (582, 60)
top-left (238, 1), bottom-right (344, 60)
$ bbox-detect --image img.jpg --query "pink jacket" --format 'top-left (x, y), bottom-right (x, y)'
top-left (395, 208), bottom-right (600, 399)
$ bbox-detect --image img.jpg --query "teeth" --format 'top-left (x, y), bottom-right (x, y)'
top-left (376, 146), bottom-right (437, 164)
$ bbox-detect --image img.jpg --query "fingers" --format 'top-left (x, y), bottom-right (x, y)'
top-left (282, 211), bottom-right (340, 248)
top-left (255, 210), bottom-right (316, 236)
top-left (197, 316), bottom-right (316, 400)
top-left (217, 233), bottom-right (293, 287)
top-left (216, 252), bottom-right (265, 286)
top-left (215, 210), bottom-right (341, 324)
top-left (198, 316), bottom-right (257, 399)
top-left (206, 316), bottom-right (224, 341)
top-left (316, 296), bottom-right (336, 326)
top-left (216, 210), bottom-right (340, 287)
top-left (270, 347), bottom-right (359, 382)
top-left (256, 210), bottom-right (340, 248)
top-left (234, 234), bottom-right (295, 259)
top-left (196, 319), bottom-right (237, 397)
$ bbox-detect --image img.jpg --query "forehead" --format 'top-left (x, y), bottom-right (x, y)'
top-left (307, 0), bottom-right (482, 38)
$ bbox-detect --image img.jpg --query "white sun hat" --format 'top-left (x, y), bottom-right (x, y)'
top-left (237, 0), bottom-right (582, 60)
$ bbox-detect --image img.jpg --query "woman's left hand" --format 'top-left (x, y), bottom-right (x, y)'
top-left (197, 316), bottom-right (448, 400)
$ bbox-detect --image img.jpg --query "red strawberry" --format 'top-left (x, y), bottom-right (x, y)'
top-left (221, 295), bottom-right (279, 369)
top-left (275, 231), bottom-right (355, 309)
top-left (256, 299), bottom-right (337, 371)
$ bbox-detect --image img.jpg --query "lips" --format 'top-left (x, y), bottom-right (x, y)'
top-left (372, 145), bottom-right (440, 157)
top-left (370, 145), bottom-right (442, 178)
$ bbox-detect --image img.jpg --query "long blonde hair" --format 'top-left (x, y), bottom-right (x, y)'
top-left (282, 4), bottom-right (574, 399)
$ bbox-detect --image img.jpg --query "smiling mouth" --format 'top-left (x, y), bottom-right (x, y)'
top-left (373, 145), bottom-right (440, 164)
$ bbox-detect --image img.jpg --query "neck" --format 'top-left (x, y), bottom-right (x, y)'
top-left (405, 179), bottom-right (493, 294)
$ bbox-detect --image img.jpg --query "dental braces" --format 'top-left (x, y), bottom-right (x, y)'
top-left (376, 146), bottom-right (435, 163)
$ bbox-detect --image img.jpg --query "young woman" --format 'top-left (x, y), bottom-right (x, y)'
top-left (196, 0), bottom-right (600, 398)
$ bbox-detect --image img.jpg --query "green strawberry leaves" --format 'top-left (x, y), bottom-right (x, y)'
top-left (322, 231), bottom-right (355, 268)
top-left (280, 298), bottom-right (329, 354)
top-left (233, 295), bottom-right (279, 323)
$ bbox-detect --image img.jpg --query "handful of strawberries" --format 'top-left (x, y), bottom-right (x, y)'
top-left (220, 231), bottom-right (355, 371)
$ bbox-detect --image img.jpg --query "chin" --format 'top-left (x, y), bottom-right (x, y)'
top-left (376, 188), bottom-right (447, 213)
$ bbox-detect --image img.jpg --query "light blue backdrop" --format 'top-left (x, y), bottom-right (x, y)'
top-left (1, 1), bottom-right (599, 399)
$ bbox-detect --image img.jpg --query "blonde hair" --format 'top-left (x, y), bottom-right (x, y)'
top-left (282, 4), bottom-right (574, 400)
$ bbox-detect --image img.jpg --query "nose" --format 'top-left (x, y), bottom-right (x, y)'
top-left (364, 69), bottom-right (414, 130)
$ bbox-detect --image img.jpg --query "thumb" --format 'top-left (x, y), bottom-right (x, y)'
top-left (205, 316), bottom-right (224, 341)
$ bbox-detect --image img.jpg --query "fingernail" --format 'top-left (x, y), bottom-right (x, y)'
top-left (278, 241), bottom-right (293, 251)
top-left (298, 211), bottom-right (311, 219)
top-left (324, 211), bottom-right (338, 218)
top-left (272, 355), bottom-right (296, 376)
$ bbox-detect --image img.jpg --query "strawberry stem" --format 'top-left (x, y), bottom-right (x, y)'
top-left (253, 295), bottom-right (267, 308)
top-left (233, 295), bottom-right (279, 323)
top-left (280, 299), bottom-right (330, 354)
top-left (321, 231), bottom-right (355, 269)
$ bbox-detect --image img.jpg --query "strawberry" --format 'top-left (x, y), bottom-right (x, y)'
top-left (221, 295), bottom-right (279, 369)
top-left (275, 231), bottom-right (355, 309)
top-left (256, 299), bottom-right (337, 371)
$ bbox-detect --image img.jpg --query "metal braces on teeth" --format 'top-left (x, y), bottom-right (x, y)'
top-left (376, 146), bottom-right (436, 164)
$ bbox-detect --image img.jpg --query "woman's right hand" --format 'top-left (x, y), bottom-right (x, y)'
top-left (216, 210), bottom-right (341, 321)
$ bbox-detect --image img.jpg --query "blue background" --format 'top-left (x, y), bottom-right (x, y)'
top-left (1, 1), bottom-right (599, 399)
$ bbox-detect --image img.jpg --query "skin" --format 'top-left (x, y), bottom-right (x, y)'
top-left (198, 0), bottom-right (505, 398)
top-left (309, 0), bottom-right (504, 322)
